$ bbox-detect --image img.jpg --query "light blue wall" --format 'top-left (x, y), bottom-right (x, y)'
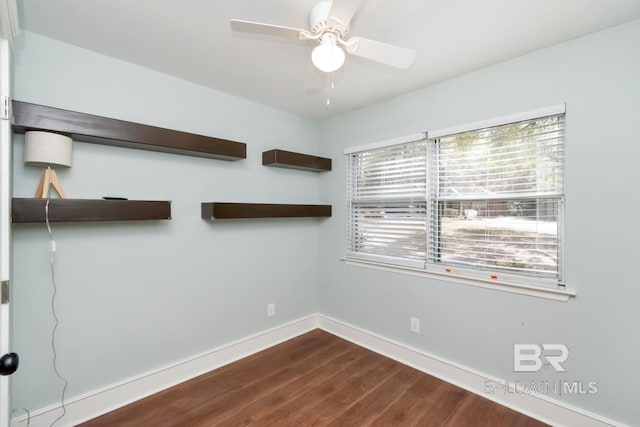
top-left (11, 32), bottom-right (324, 411)
top-left (318, 19), bottom-right (640, 425)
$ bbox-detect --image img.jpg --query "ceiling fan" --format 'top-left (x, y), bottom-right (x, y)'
top-left (230, 0), bottom-right (417, 73)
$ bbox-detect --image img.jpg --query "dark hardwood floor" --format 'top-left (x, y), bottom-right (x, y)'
top-left (80, 329), bottom-right (546, 427)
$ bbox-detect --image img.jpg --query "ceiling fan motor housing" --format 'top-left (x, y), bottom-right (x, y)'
top-left (310, 0), bottom-right (333, 34)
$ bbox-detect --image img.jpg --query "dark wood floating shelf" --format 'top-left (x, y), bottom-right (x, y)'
top-left (201, 202), bottom-right (332, 220)
top-left (12, 101), bottom-right (246, 161)
top-left (12, 198), bottom-right (172, 223)
top-left (262, 149), bottom-right (331, 172)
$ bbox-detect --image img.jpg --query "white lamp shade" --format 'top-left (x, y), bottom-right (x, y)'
top-left (24, 131), bottom-right (73, 168)
top-left (312, 42), bottom-right (345, 73)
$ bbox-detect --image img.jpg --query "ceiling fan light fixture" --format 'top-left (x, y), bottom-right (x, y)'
top-left (232, 0), bottom-right (417, 77)
top-left (311, 35), bottom-right (345, 73)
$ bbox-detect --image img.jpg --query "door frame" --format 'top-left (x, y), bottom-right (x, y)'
top-left (0, 36), bottom-right (13, 427)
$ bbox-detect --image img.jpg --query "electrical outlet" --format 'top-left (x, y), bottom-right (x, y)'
top-left (410, 317), bottom-right (420, 333)
top-left (267, 303), bottom-right (275, 317)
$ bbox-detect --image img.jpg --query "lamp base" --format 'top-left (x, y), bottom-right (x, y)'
top-left (34, 168), bottom-right (67, 199)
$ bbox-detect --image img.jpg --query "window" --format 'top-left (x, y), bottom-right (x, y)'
top-left (346, 107), bottom-right (566, 289)
top-left (347, 138), bottom-right (428, 268)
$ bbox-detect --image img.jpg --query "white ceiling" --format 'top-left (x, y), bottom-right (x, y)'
top-left (17, 0), bottom-right (640, 119)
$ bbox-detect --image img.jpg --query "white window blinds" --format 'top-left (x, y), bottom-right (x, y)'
top-left (431, 114), bottom-right (565, 280)
top-left (347, 140), bottom-right (427, 268)
top-left (345, 107), bottom-right (566, 288)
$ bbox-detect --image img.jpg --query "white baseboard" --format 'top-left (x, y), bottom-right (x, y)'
top-left (317, 315), bottom-right (624, 427)
top-left (11, 315), bottom-right (319, 427)
top-left (12, 314), bottom-right (625, 427)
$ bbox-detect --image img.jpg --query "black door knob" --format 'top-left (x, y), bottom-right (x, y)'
top-left (0, 352), bottom-right (18, 376)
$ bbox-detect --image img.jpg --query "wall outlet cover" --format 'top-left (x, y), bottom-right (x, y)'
top-left (410, 317), bottom-right (420, 333)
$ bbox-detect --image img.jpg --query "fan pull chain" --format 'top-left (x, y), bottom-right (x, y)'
top-left (326, 72), bottom-right (335, 106)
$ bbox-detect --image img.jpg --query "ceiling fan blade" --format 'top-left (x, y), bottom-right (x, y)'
top-left (230, 19), bottom-right (306, 40)
top-left (329, 0), bottom-right (365, 28)
top-left (346, 37), bottom-right (416, 69)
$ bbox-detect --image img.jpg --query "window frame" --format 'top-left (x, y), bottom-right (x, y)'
top-left (344, 105), bottom-right (575, 301)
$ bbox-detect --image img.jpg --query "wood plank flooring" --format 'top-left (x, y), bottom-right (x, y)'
top-left (80, 329), bottom-right (547, 427)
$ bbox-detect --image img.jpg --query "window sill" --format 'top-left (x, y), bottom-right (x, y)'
top-left (341, 257), bottom-right (576, 302)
